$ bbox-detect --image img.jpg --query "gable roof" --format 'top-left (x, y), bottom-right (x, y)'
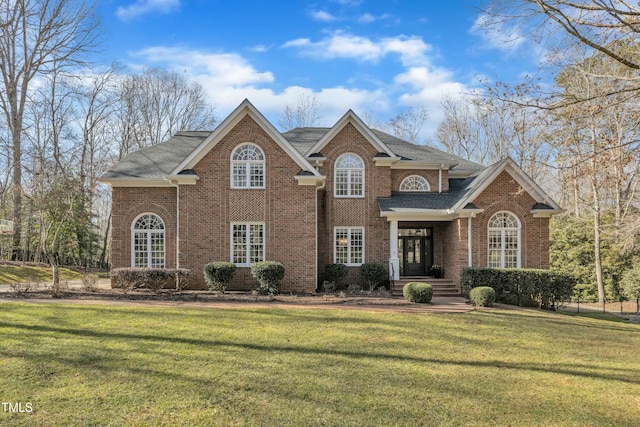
top-left (304, 110), bottom-right (399, 158)
top-left (378, 158), bottom-right (563, 219)
top-left (171, 99), bottom-right (321, 176)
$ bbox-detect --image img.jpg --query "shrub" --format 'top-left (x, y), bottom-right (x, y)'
top-left (403, 282), bottom-right (433, 303)
top-left (469, 286), bottom-right (496, 307)
top-left (251, 261), bottom-right (285, 294)
top-left (325, 263), bottom-right (348, 286)
top-left (360, 262), bottom-right (388, 291)
top-left (111, 268), bottom-right (192, 294)
top-left (203, 262), bottom-right (236, 293)
top-left (321, 280), bottom-right (336, 293)
top-left (81, 274), bottom-right (99, 292)
top-left (50, 281), bottom-right (69, 298)
top-left (462, 268), bottom-right (576, 310)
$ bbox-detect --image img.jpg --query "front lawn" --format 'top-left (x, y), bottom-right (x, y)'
top-left (0, 302), bottom-right (638, 426)
top-left (0, 263), bottom-right (83, 284)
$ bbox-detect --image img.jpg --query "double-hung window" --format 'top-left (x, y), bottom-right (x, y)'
top-left (334, 227), bottom-right (364, 266)
top-left (231, 223), bottom-right (264, 266)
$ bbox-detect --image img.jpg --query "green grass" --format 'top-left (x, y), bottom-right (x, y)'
top-left (0, 303), bottom-right (639, 426)
top-left (0, 264), bottom-right (83, 284)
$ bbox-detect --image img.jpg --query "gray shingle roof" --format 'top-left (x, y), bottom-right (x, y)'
top-left (101, 131), bottom-right (210, 180)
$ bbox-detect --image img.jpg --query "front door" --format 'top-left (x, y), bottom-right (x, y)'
top-left (398, 228), bottom-right (433, 276)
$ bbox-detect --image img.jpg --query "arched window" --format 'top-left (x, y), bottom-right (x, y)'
top-left (132, 214), bottom-right (165, 268)
top-left (231, 144), bottom-right (265, 188)
top-left (334, 153), bottom-right (364, 197)
top-left (488, 211), bottom-right (520, 269)
top-left (400, 175), bottom-right (430, 192)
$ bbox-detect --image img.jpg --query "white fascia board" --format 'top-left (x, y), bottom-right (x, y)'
top-left (164, 174), bottom-right (200, 185)
top-left (380, 209), bottom-right (459, 222)
top-left (171, 99), bottom-right (321, 177)
top-left (102, 178), bottom-right (173, 188)
top-left (306, 110), bottom-right (398, 158)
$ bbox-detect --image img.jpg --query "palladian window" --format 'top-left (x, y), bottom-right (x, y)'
top-left (400, 175), bottom-right (430, 192)
top-left (132, 214), bottom-right (165, 268)
top-left (231, 144), bottom-right (265, 188)
top-left (488, 211), bottom-right (520, 269)
top-left (334, 153), bottom-right (364, 197)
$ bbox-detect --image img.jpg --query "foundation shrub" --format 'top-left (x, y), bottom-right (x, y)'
top-left (111, 268), bottom-right (191, 294)
top-left (402, 282), bottom-right (433, 303)
top-left (325, 263), bottom-right (348, 288)
top-left (360, 262), bottom-right (388, 291)
top-left (203, 262), bottom-right (236, 293)
top-left (251, 261), bottom-right (284, 295)
top-left (469, 286), bottom-right (496, 307)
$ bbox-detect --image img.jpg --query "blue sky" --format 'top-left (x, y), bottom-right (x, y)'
top-left (96, 0), bottom-right (537, 141)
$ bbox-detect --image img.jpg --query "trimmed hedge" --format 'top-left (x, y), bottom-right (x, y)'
top-left (360, 262), bottom-right (388, 291)
top-left (469, 286), bottom-right (496, 307)
top-left (462, 267), bottom-right (576, 310)
top-left (251, 261), bottom-right (285, 294)
top-left (402, 282), bottom-right (433, 303)
top-left (111, 268), bottom-right (191, 293)
top-left (203, 262), bottom-right (236, 293)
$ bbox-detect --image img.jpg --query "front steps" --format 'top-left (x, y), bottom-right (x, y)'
top-left (391, 278), bottom-right (461, 297)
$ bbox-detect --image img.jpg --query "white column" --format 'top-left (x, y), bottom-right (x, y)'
top-left (389, 220), bottom-right (400, 280)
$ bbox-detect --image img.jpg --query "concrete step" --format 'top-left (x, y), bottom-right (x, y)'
top-left (391, 278), bottom-right (461, 297)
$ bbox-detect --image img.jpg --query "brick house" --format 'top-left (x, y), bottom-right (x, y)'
top-left (100, 99), bottom-right (562, 293)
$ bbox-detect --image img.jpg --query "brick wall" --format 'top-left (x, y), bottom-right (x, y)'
top-left (470, 170), bottom-right (549, 270)
top-left (179, 115), bottom-right (317, 292)
top-left (316, 122), bottom-right (391, 287)
top-left (110, 186), bottom-right (177, 271)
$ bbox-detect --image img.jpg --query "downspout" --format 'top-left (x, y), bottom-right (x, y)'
top-left (168, 180), bottom-right (180, 269)
top-left (467, 216), bottom-right (473, 267)
top-left (315, 176), bottom-right (326, 292)
top-left (438, 165), bottom-right (443, 193)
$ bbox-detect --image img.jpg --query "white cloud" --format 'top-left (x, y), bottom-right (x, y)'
top-left (116, 0), bottom-right (180, 21)
top-left (282, 31), bottom-right (431, 66)
top-left (358, 13), bottom-right (376, 24)
top-left (470, 13), bottom-right (526, 52)
top-left (310, 10), bottom-right (337, 22)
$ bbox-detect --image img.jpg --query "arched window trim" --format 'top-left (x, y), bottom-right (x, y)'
top-left (487, 211), bottom-right (521, 269)
top-left (334, 153), bottom-right (365, 198)
top-left (400, 175), bottom-right (431, 192)
top-left (231, 143), bottom-right (265, 189)
top-left (131, 213), bottom-right (166, 268)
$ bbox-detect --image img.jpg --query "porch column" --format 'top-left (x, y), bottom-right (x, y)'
top-left (389, 220), bottom-right (400, 280)
top-left (468, 216), bottom-right (473, 267)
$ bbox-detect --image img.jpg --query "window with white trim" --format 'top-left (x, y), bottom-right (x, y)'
top-left (231, 223), bottom-right (264, 266)
top-left (400, 175), bottom-right (430, 192)
top-left (334, 153), bottom-right (364, 197)
top-left (132, 214), bottom-right (165, 268)
top-left (488, 211), bottom-right (520, 269)
top-left (334, 227), bottom-right (364, 265)
top-left (231, 144), bottom-right (265, 188)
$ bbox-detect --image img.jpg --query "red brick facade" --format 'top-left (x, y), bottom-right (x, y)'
top-left (108, 104), bottom-right (556, 292)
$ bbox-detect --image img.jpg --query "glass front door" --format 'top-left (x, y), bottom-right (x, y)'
top-left (398, 228), bottom-right (433, 277)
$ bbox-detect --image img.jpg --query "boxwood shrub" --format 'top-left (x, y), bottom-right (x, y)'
top-left (325, 263), bottom-right (348, 287)
top-left (462, 267), bottom-right (576, 310)
top-left (402, 282), bottom-right (433, 303)
top-left (251, 261), bottom-right (285, 294)
top-left (469, 286), bottom-right (496, 307)
top-left (360, 262), bottom-right (388, 291)
top-left (203, 262), bottom-right (236, 293)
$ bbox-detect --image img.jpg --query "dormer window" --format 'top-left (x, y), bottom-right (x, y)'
top-left (334, 153), bottom-right (364, 197)
top-left (400, 175), bottom-right (430, 192)
top-left (231, 144), bottom-right (265, 189)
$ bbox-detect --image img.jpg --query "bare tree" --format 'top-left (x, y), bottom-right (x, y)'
top-left (115, 68), bottom-right (217, 155)
top-left (381, 106), bottom-right (429, 144)
top-left (0, 0), bottom-right (99, 256)
top-left (278, 94), bottom-right (321, 131)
